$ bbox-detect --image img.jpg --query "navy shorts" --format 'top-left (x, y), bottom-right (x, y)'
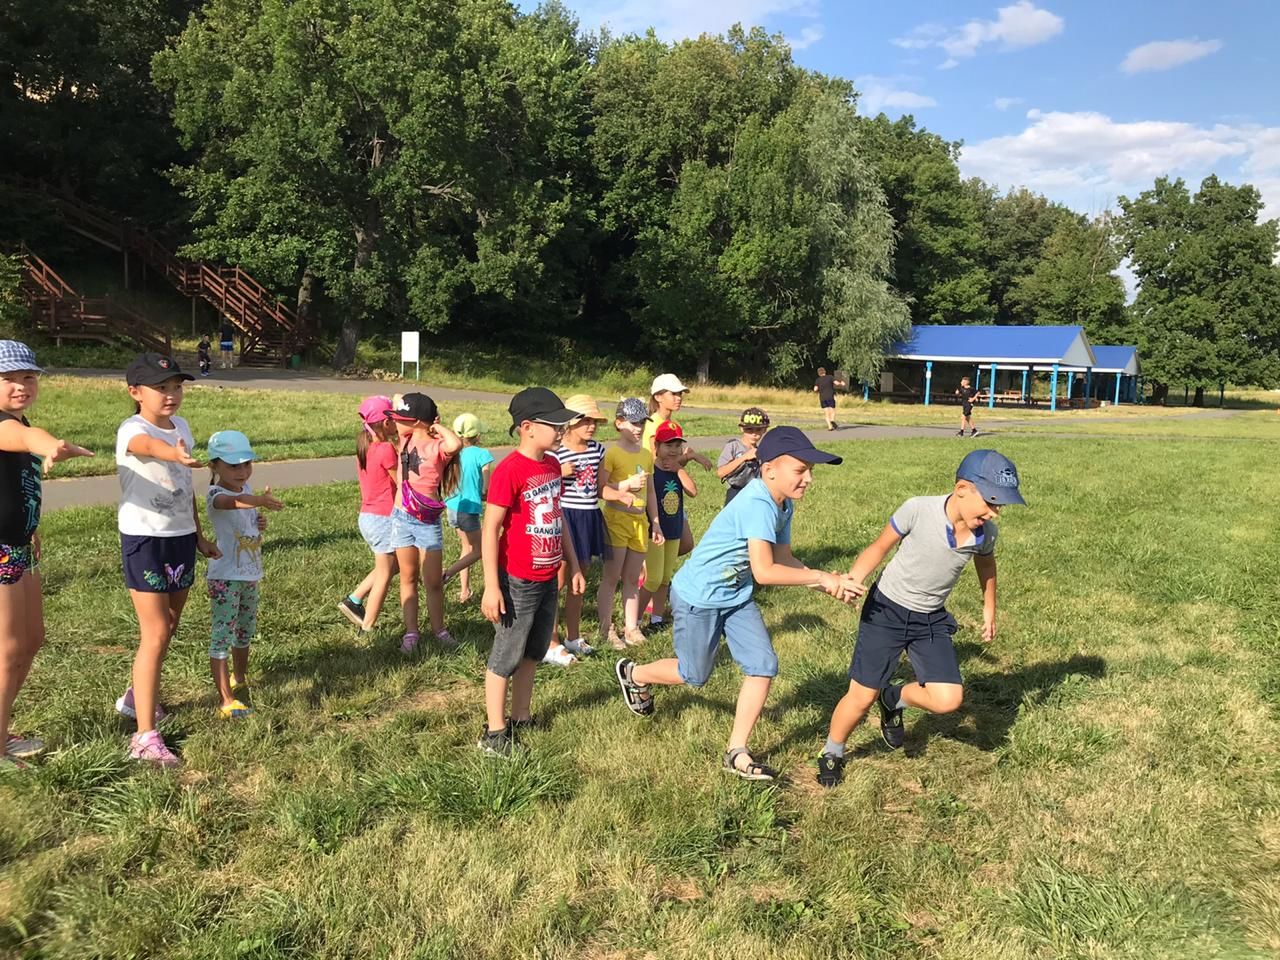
top-left (962, 404), bottom-right (974, 417)
top-left (848, 585), bottom-right (962, 689)
top-left (563, 507), bottom-right (606, 565)
top-left (820, 399), bottom-right (836, 409)
top-left (121, 533), bottom-right (198, 593)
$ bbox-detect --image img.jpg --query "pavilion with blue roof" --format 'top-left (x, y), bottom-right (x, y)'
top-left (881, 325), bottom-right (1142, 410)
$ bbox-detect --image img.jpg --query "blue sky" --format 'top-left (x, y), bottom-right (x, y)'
top-left (530, 0), bottom-right (1280, 220)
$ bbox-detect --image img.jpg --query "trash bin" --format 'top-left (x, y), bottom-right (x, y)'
top-left (289, 353), bottom-right (302, 370)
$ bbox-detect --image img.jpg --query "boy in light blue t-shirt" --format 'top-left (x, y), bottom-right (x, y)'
top-left (616, 426), bottom-right (861, 782)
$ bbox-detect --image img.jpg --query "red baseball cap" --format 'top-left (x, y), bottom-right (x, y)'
top-left (654, 421), bottom-right (684, 444)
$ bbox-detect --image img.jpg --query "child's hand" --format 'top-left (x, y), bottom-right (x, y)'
top-left (982, 617), bottom-right (996, 643)
top-left (31, 532), bottom-right (41, 562)
top-left (741, 448), bottom-right (757, 462)
top-left (619, 473), bottom-right (645, 494)
top-left (171, 438), bottom-right (201, 468)
top-left (481, 585), bottom-right (505, 623)
top-left (257, 485), bottom-right (284, 511)
top-left (570, 570), bottom-right (586, 596)
top-left (256, 514), bottom-right (269, 532)
top-left (43, 439), bottom-right (95, 474)
top-left (650, 522), bottom-right (664, 546)
top-left (561, 461), bottom-right (576, 479)
top-left (197, 535), bottom-right (222, 560)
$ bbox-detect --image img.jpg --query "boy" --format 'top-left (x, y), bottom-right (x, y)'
top-left (816, 449), bottom-right (1025, 788)
top-left (479, 387), bottom-right (585, 756)
top-left (616, 426), bottom-right (863, 781)
top-left (955, 377), bottom-right (979, 437)
top-left (716, 407), bottom-right (769, 506)
top-left (813, 367), bottom-right (846, 431)
top-left (197, 335), bottom-right (212, 377)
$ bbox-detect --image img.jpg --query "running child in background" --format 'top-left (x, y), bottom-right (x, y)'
top-left (0, 341), bottom-right (94, 767)
top-left (716, 407), bottom-right (769, 506)
top-left (388, 393), bottom-right (462, 654)
top-left (813, 367), bottom-right (845, 431)
top-left (598, 397), bottom-right (659, 650)
top-left (204, 430), bottom-right (283, 720)
top-left (443, 413), bottom-right (494, 603)
top-left (816, 450), bottom-right (1025, 788)
top-left (197, 335), bottom-right (212, 377)
top-left (638, 420), bottom-right (697, 632)
top-left (478, 388), bottom-right (584, 757)
top-left (955, 377), bottom-right (980, 437)
top-left (339, 396), bottom-right (400, 632)
top-left (115, 353), bottom-right (220, 767)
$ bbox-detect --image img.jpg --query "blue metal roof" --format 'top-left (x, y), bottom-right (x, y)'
top-left (891, 325), bottom-right (1097, 367)
top-left (1088, 345), bottom-right (1140, 375)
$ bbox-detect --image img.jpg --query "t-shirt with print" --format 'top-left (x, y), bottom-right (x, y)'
top-left (554, 440), bottom-right (606, 511)
top-left (602, 445), bottom-right (653, 517)
top-left (717, 438), bottom-right (760, 492)
top-left (115, 414), bottom-right (196, 537)
top-left (0, 412), bottom-right (41, 546)
top-left (488, 450), bottom-right (565, 582)
top-left (653, 465), bottom-right (684, 540)
top-left (205, 483), bottom-right (263, 581)
top-left (358, 441), bottom-right (397, 515)
top-left (671, 477), bottom-right (792, 610)
top-left (876, 495), bottom-right (997, 614)
top-left (398, 433), bottom-right (450, 503)
top-left (445, 445), bottom-right (495, 516)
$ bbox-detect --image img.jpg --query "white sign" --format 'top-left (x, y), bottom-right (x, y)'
top-left (400, 331), bottom-right (420, 380)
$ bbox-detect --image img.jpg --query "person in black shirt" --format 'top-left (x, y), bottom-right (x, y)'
top-left (813, 367), bottom-right (846, 431)
top-left (955, 376), bottom-right (980, 437)
top-left (197, 335), bottom-right (212, 377)
top-left (219, 322), bottom-right (235, 369)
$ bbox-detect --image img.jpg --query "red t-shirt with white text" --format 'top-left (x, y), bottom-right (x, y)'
top-left (487, 450), bottom-right (564, 582)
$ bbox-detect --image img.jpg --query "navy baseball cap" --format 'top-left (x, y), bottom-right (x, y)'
top-left (956, 449), bottom-right (1026, 506)
top-left (757, 426), bottom-right (843, 465)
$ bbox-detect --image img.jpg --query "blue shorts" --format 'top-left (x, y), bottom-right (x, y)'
top-left (671, 588), bottom-right (777, 687)
top-left (389, 508), bottom-right (443, 552)
top-left (848, 585), bottom-right (962, 689)
top-left (820, 399), bottom-right (836, 409)
top-left (220, 340), bottom-right (233, 352)
top-left (447, 509), bottom-right (481, 533)
top-left (121, 533), bottom-right (198, 593)
top-left (358, 512), bottom-right (395, 554)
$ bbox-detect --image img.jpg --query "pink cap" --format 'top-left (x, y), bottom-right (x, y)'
top-left (359, 395), bottom-right (393, 425)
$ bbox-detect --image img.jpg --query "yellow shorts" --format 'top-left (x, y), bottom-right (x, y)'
top-left (603, 507), bottom-right (648, 553)
top-left (643, 536), bottom-right (680, 591)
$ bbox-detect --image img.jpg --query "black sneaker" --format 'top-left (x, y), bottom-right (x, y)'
top-left (337, 597), bottom-right (365, 627)
top-left (477, 721), bottom-right (514, 758)
top-left (956, 430), bottom-right (965, 437)
top-left (970, 428), bottom-right (979, 437)
top-left (816, 752), bottom-right (845, 788)
top-left (878, 688), bottom-right (905, 750)
top-left (509, 716), bottom-right (541, 732)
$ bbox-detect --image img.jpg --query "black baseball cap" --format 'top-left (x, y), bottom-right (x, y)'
top-left (508, 387), bottom-right (578, 433)
top-left (126, 353), bottom-right (194, 386)
top-left (388, 393), bottom-right (439, 423)
top-left (757, 425), bottom-right (843, 465)
top-left (956, 449), bottom-right (1026, 505)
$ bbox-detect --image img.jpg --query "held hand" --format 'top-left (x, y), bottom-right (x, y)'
top-left (620, 472), bottom-right (646, 494)
top-left (43, 439), bottom-right (95, 474)
top-left (197, 535), bottom-right (222, 560)
top-left (570, 571), bottom-right (586, 596)
top-left (481, 586), bottom-right (506, 623)
top-left (172, 438), bottom-right (201, 468)
top-left (257, 485), bottom-right (285, 511)
top-left (561, 462), bottom-right (576, 479)
top-left (256, 514), bottom-right (269, 532)
top-left (650, 523), bottom-right (665, 546)
top-left (982, 617), bottom-right (996, 643)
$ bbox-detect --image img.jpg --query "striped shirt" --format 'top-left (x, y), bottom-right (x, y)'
top-left (554, 441), bottom-right (606, 510)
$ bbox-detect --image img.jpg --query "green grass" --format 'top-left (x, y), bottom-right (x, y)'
top-left (3, 434), bottom-right (1279, 958)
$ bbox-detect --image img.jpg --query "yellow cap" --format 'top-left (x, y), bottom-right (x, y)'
top-left (452, 412), bottom-right (482, 438)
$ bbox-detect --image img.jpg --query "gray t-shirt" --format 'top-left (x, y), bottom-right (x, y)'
top-left (717, 438), bottom-right (760, 490)
top-left (876, 495), bottom-right (996, 613)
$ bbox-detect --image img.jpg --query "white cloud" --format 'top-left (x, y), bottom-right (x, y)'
top-left (1120, 38), bottom-right (1223, 74)
top-left (855, 76), bottom-right (937, 116)
top-left (789, 25), bottom-right (824, 50)
top-left (573, 0), bottom-right (819, 42)
top-left (894, 2), bottom-right (1064, 69)
top-left (993, 96), bottom-right (1024, 111)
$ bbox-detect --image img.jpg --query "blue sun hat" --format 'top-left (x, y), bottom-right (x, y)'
top-left (0, 341), bottom-right (41, 374)
top-left (956, 449), bottom-right (1026, 506)
top-left (207, 430), bottom-right (257, 465)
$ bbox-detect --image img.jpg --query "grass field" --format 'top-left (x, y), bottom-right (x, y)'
top-left (3, 434), bottom-right (1278, 959)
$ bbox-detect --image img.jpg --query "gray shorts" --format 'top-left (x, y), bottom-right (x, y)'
top-left (488, 572), bottom-right (558, 678)
top-left (448, 509), bottom-right (481, 533)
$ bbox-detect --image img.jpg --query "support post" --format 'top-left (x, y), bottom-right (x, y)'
top-left (924, 361), bottom-right (933, 406)
top-left (1114, 372), bottom-right (1121, 405)
top-left (1021, 369), bottom-right (1028, 405)
top-left (1220, 381), bottom-right (1225, 407)
top-left (975, 365), bottom-right (982, 393)
top-left (1050, 363), bottom-right (1059, 412)
top-left (862, 382), bottom-right (869, 402)
top-left (988, 362), bottom-right (997, 408)
top-left (123, 249), bottom-right (129, 290)
top-left (1085, 366), bottom-right (1092, 406)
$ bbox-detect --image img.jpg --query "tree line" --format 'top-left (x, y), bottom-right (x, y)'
top-left (2, 0), bottom-right (1277, 398)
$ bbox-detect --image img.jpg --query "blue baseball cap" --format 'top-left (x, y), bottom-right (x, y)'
top-left (207, 430), bottom-right (257, 465)
top-left (757, 425), bottom-right (843, 465)
top-left (956, 449), bottom-right (1025, 506)
top-left (0, 341), bottom-right (41, 374)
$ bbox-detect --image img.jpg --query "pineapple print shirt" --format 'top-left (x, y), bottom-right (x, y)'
top-left (653, 465), bottom-right (684, 540)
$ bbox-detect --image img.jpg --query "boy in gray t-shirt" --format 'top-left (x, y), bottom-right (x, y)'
top-left (816, 450), bottom-right (1026, 788)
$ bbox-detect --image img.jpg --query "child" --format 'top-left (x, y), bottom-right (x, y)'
top-left (338, 396), bottom-right (400, 631)
top-left (598, 397), bottom-right (659, 650)
top-left (813, 367), bottom-right (845, 431)
top-left (815, 449), bottom-right (1025, 788)
top-left (616, 426), bottom-right (861, 781)
top-left (552, 394), bottom-right (646, 663)
top-left (197, 335), bottom-right (212, 377)
top-left (479, 387), bottom-right (584, 756)
top-left (955, 377), bottom-right (980, 437)
top-left (204, 430), bottom-right (283, 718)
top-left (645, 373), bottom-right (712, 556)
top-left (716, 407), bottom-right (769, 506)
top-left (443, 413), bottom-right (493, 604)
top-left (115, 353), bottom-right (220, 766)
top-left (0, 342), bottom-right (94, 766)
top-left (638, 420), bottom-right (697, 631)
top-left (388, 392), bottom-right (462, 653)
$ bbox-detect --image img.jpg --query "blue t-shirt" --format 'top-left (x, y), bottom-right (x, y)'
top-left (671, 477), bottom-right (792, 609)
top-left (445, 445), bottom-right (494, 515)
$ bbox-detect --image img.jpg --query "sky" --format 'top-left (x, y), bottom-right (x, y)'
top-left (528, 0), bottom-right (1280, 222)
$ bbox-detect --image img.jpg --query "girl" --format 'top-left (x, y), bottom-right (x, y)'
top-left (598, 397), bottom-right (660, 650)
top-left (115, 352), bottom-right (220, 767)
top-left (638, 420), bottom-right (697, 631)
top-left (387, 393), bottom-right (462, 654)
top-left (0, 341), bottom-right (93, 767)
top-left (645, 373), bottom-right (712, 557)
top-left (443, 412), bottom-right (493, 604)
top-left (204, 430), bottom-right (283, 719)
top-left (338, 396), bottom-right (400, 632)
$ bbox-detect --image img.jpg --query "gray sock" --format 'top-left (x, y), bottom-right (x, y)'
top-left (884, 684), bottom-right (904, 710)
top-left (822, 738), bottom-right (845, 758)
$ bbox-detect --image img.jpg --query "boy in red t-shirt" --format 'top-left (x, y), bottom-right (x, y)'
top-left (479, 387), bottom-right (585, 756)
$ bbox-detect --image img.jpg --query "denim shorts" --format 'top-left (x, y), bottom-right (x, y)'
top-left (848, 585), bottom-right (961, 689)
top-left (389, 508), bottom-right (443, 552)
top-left (447, 509), bottom-right (481, 533)
top-left (358, 512), bottom-right (395, 554)
top-left (671, 587), bottom-right (777, 687)
top-left (488, 572), bottom-right (558, 678)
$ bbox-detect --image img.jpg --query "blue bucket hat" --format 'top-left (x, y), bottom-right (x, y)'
top-left (207, 430), bottom-right (257, 465)
top-left (956, 449), bottom-right (1025, 506)
top-left (0, 341), bottom-right (41, 374)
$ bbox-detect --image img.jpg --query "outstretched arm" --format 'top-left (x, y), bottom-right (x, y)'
top-left (749, 540), bottom-right (861, 601)
top-left (0, 419), bottom-right (93, 470)
top-left (847, 523), bottom-right (903, 588)
top-left (975, 553), bottom-right (997, 642)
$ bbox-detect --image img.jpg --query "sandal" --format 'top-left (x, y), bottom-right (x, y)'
top-left (723, 747), bottom-right (778, 782)
top-left (614, 659), bottom-right (654, 717)
top-left (219, 699), bottom-right (253, 720)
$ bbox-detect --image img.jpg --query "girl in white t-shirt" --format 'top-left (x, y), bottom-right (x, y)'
top-left (114, 354), bottom-right (220, 767)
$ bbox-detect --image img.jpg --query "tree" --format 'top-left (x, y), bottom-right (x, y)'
top-left (0, 255), bottom-right (27, 340)
top-left (1118, 175), bottom-right (1280, 404)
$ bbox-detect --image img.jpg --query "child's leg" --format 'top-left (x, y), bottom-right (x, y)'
top-left (729, 676), bottom-right (773, 753)
top-left (629, 592), bottom-right (719, 689)
top-left (898, 682), bottom-right (963, 714)
top-left (0, 571), bottom-right (42, 745)
top-left (721, 600), bottom-right (779, 755)
top-left (825, 680), bottom-right (881, 745)
top-left (511, 578), bottom-right (558, 719)
top-left (207, 580), bottom-right (237, 706)
top-left (652, 540), bottom-right (680, 620)
top-left (596, 546), bottom-right (626, 631)
top-left (361, 552), bottom-right (397, 629)
top-left (349, 570), bottom-right (376, 603)
top-left (508, 658), bottom-right (539, 723)
top-left (130, 588), bottom-right (188, 734)
top-left (563, 565), bottom-right (587, 641)
top-left (395, 546), bottom-right (420, 635)
top-left (678, 518), bottom-right (694, 557)
top-left (230, 581), bottom-right (259, 688)
top-left (484, 670), bottom-right (510, 734)
top-left (444, 528), bottom-right (480, 600)
top-left (638, 536), bottom-right (667, 622)
top-left (619, 548), bottom-right (646, 631)
top-left (420, 547), bottom-right (445, 635)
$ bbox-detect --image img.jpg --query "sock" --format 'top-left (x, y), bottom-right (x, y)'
top-left (347, 593), bottom-right (362, 605)
top-left (822, 738), bottom-right (845, 758)
top-left (883, 684), bottom-right (904, 710)
top-left (649, 615), bottom-right (665, 625)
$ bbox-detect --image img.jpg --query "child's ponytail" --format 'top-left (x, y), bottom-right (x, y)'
top-left (439, 457), bottom-right (460, 499)
top-left (356, 428), bottom-right (372, 470)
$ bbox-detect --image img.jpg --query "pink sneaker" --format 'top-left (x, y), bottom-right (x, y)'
top-left (128, 730), bottom-right (180, 767)
top-left (400, 631), bottom-right (420, 655)
top-left (434, 628), bottom-right (458, 651)
top-left (115, 687), bottom-right (167, 723)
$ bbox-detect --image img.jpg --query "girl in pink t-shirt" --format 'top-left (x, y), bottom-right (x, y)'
top-left (338, 396), bottom-right (401, 633)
